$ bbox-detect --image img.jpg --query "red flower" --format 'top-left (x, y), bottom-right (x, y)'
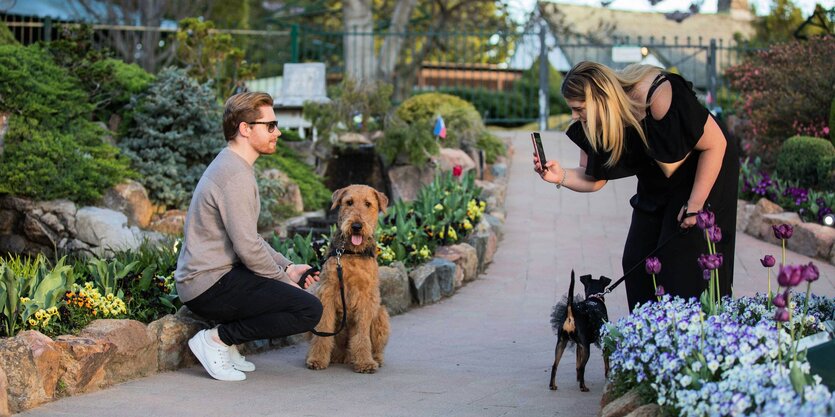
top-left (452, 165), bottom-right (463, 177)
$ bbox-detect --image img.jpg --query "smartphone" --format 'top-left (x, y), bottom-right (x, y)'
top-left (531, 132), bottom-right (547, 169)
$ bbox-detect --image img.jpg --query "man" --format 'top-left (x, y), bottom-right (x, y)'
top-left (175, 92), bottom-right (322, 381)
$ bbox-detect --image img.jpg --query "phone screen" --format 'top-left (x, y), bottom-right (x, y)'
top-left (531, 132), bottom-right (547, 167)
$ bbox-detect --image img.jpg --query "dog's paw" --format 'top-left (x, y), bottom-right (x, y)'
top-left (305, 359), bottom-right (330, 370)
top-left (549, 384), bottom-right (558, 391)
top-left (580, 385), bottom-right (590, 392)
top-left (353, 361), bottom-right (379, 374)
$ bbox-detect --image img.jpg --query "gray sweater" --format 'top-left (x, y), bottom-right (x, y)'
top-left (175, 147), bottom-right (293, 302)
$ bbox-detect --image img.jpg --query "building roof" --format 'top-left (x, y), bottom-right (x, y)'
top-left (538, 2), bottom-right (757, 88)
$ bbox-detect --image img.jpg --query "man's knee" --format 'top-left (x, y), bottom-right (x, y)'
top-left (301, 297), bottom-right (323, 329)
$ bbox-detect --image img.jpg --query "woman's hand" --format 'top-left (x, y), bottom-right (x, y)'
top-left (533, 153), bottom-right (564, 184)
top-left (287, 264), bottom-right (320, 289)
top-left (676, 204), bottom-right (701, 229)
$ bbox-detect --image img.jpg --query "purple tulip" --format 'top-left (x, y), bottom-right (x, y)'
top-left (707, 225), bottom-right (722, 243)
top-left (772, 291), bottom-right (787, 308)
top-left (777, 264), bottom-right (804, 288)
top-left (802, 262), bottom-right (819, 282)
top-left (772, 224), bottom-right (794, 240)
top-left (645, 257), bottom-right (662, 275)
top-left (774, 307), bottom-right (790, 322)
top-left (655, 285), bottom-right (665, 297)
top-left (760, 255), bottom-right (776, 268)
top-left (697, 253), bottom-right (723, 271)
top-left (696, 210), bottom-right (716, 230)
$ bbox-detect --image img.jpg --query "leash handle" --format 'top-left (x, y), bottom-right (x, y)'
top-left (296, 266), bottom-right (320, 288)
top-left (310, 249), bottom-right (348, 338)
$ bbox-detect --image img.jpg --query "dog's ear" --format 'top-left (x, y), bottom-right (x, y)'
top-left (330, 187), bottom-right (348, 210)
top-left (599, 275), bottom-right (612, 287)
top-left (375, 189), bottom-right (389, 214)
top-left (580, 274), bottom-right (592, 287)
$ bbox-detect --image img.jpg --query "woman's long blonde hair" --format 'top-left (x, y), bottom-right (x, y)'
top-left (561, 61), bottom-right (660, 166)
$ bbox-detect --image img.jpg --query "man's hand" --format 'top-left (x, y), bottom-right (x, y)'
top-left (287, 264), bottom-right (320, 289)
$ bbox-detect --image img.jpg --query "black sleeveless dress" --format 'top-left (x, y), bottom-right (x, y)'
top-left (566, 72), bottom-right (739, 311)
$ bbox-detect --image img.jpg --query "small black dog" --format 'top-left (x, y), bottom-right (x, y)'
top-left (549, 270), bottom-right (611, 392)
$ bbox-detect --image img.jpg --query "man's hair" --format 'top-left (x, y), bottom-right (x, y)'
top-left (222, 92), bottom-right (274, 141)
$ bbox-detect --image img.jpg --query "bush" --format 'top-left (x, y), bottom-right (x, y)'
top-left (255, 145), bottom-right (331, 212)
top-left (377, 117), bottom-right (438, 166)
top-left (119, 67), bottom-right (225, 208)
top-left (87, 59), bottom-right (155, 124)
top-left (435, 87), bottom-right (531, 125)
top-left (725, 37), bottom-right (835, 166)
top-left (776, 136), bottom-right (835, 189)
top-left (513, 57), bottom-right (569, 116)
top-left (303, 79), bottom-right (393, 141)
top-left (830, 96), bottom-right (835, 145)
top-left (476, 131), bottom-right (506, 164)
top-left (0, 44), bottom-right (132, 202)
top-left (0, 22), bottom-right (16, 45)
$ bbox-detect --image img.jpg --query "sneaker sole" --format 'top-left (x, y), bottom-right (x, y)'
top-left (188, 336), bottom-right (246, 382)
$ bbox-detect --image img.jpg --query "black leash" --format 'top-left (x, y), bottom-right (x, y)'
top-left (591, 221), bottom-right (691, 299)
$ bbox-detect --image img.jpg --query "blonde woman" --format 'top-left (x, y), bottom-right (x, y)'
top-left (533, 61), bottom-right (738, 311)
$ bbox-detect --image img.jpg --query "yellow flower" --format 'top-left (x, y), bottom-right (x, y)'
top-left (463, 219), bottom-right (473, 230)
top-left (448, 228), bottom-right (458, 241)
top-left (434, 204), bottom-right (443, 211)
top-left (418, 246), bottom-right (431, 259)
top-left (19, 297), bottom-right (31, 304)
top-left (28, 319), bottom-right (37, 327)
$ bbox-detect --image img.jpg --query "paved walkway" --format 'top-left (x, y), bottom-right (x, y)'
top-left (20, 131), bottom-right (835, 417)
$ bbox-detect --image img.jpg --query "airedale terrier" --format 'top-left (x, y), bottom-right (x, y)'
top-left (306, 185), bottom-right (391, 373)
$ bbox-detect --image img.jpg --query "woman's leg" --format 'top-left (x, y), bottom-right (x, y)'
top-left (622, 208), bottom-right (663, 312)
top-left (186, 266), bottom-right (323, 345)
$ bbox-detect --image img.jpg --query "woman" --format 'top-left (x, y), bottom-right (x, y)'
top-left (533, 61), bottom-right (738, 310)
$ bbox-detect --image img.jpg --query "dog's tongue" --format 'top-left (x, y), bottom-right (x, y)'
top-left (351, 234), bottom-right (363, 246)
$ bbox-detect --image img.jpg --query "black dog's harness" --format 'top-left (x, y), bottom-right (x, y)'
top-left (301, 244), bottom-right (376, 337)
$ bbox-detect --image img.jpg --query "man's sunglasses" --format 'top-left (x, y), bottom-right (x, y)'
top-left (247, 121), bottom-right (279, 133)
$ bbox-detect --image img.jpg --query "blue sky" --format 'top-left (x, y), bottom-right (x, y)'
top-left (507, 0), bottom-right (834, 22)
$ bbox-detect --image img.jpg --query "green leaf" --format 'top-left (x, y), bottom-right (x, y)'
top-left (789, 361), bottom-right (808, 395)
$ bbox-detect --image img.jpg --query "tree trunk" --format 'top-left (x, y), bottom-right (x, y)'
top-left (376, 0), bottom-right (418, 83)
top-left (343, 0), bottom-right (375, 83)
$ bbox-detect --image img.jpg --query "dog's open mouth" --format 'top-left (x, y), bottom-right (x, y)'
top-left (351, 234), bottom-right (363, 246)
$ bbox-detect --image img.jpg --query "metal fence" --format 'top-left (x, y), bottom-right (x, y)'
top-left (2, 13), bottom-right (761, 127)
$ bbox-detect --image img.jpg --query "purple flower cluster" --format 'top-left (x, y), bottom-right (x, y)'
top-left (783, 186), bottom-right (809, 206)
top-left (772, 262), bottom-right (820, 322)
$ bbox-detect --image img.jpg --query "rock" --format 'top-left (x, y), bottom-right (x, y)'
top-left (0, 210), bottom-right (18, 234)
top-left (387, 164), bottom-right (436, 202)
top-left (744, 198), bottom-right (783, 238)
top-left (146, 315), bottom-right (206, 371)
top-left (434, 244), bottom-right (478, 286)
top-left (476, 180), bottom-right (507, 209)
top-left (467, 231), bottom-right (487, 274)
top-left (0, 331), bottom-right (62, 413)
top-left (429, 257), bottom-right (456, 297)
top-left (0, 234), bottom-right (27, 255)
top-left (378, 261), bottom-right (411, 316)
top-left (790, 222), bottom-right (835, 259)
top-left (600, 381), bottom-right (616, 409)
top-left (756, 212), bottom-right (803, 245)
top-left (0, 196), bottom-right (32, 212)
top-left (22, 214), bottom-right (58, 246)
top-left (80, 320), bottom-right (158, 385)
top-left (624, 404), bottom-right (661, 417)
top-left (261, 169), bottom-right (304, 214)
top-left (408, 263), bottom-right (441, 306)
top-left (102, 180), bottom-right (154, 228)
top-left (148, 209), bottom-right (187, 236)
top-left (490, 163), bottom-right (508, 178)
top-left (436, 148), bottom-right (476, 174)
top-left (0, 365), bottom-right (10, 417)
top-left (483, 214), bottom-right (505, 240)
top-left (337, 132), bottom-right (371, 144)
top-left (75, 207), bottom-right (141, 256)
top-left (37, 199), bottom-right (77, 236)
top-left (53, 336), bottom-right (115, 395)
top-left (736, 200), bottom-right (756, 232)
top-left (599, 387), bottom-right (643, 417)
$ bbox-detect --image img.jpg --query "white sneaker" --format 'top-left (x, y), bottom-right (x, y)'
top-left (188, 330), bottom-right (246, 381)
top-left (228, 344), bottom-right (255, 372)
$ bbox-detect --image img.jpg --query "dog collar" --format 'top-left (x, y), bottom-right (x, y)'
top-left (328, 246), bottom-right (376, 258)
top-left (587, 294), bottom-right (605, 303)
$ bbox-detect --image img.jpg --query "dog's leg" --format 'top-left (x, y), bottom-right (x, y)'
top-left (549, 334), bottom-right (569, 390)
top-left (603, 351), bottom-right (610, 379)
top-left (331, 329), bottom-right (349, 364)
top-left (371, 305), bottom-right (390, 366)
top-left (576, 343), bottom-right (591, 392)
top-left (305, 285), bottom-right (339, 370)
top-left (348, 295), bottom-right (379, 373)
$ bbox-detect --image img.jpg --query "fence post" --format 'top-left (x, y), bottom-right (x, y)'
top-left (43, 16), bottom-right (52, 42)
top-left (707, 39), bottom-right (717, 112)
top-left (538, 23), bottom-right (549, 131)
top-left (290, 24), bottom-right (299, 63)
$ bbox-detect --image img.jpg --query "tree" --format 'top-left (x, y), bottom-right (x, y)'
top-left (751, 0), bottom-right (805, 45)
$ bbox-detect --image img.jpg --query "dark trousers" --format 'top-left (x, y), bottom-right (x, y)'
top-left (185, 265), bottom-right (323, 346)
top-left (621, 198), bottom-right (735, 312)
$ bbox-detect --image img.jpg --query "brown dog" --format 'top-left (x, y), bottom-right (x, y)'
top-left (305, 185), bottom-right (391, 373)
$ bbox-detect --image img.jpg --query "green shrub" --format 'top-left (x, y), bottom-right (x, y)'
top-left (476, 131), bottom-right (506, 164)
top-left (512, 57), bottom-right (569, 115)
top-left (279, 128), bottom-right (303, 142)
top-left (119, 67), bottom-right (224, 208)
top-left (0, 44), bottom-right (91, 128)
top-left (303, 79), bottom-right (393, 140)
top-left (775, 136), bottom-right (835, 188)
top-left (391, 92), bottom-right (481, 157)
top-left (436, 87), bottom-right (531, 125)
top-left (255, 145), bottom-right (331, 212)
top-left (1, 118), bottom-right (132, 202)
top-left (377, 117), bottom-right (438, 166)
top-left (87, 59), bottom-right (155, 124)
top-left (0, 22), bottom-right (16, 45)
top-left (829, 96), bottom-right (835, 145)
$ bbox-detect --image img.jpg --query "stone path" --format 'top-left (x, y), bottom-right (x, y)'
top-left (19, 130), bottom-right (835, 417)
